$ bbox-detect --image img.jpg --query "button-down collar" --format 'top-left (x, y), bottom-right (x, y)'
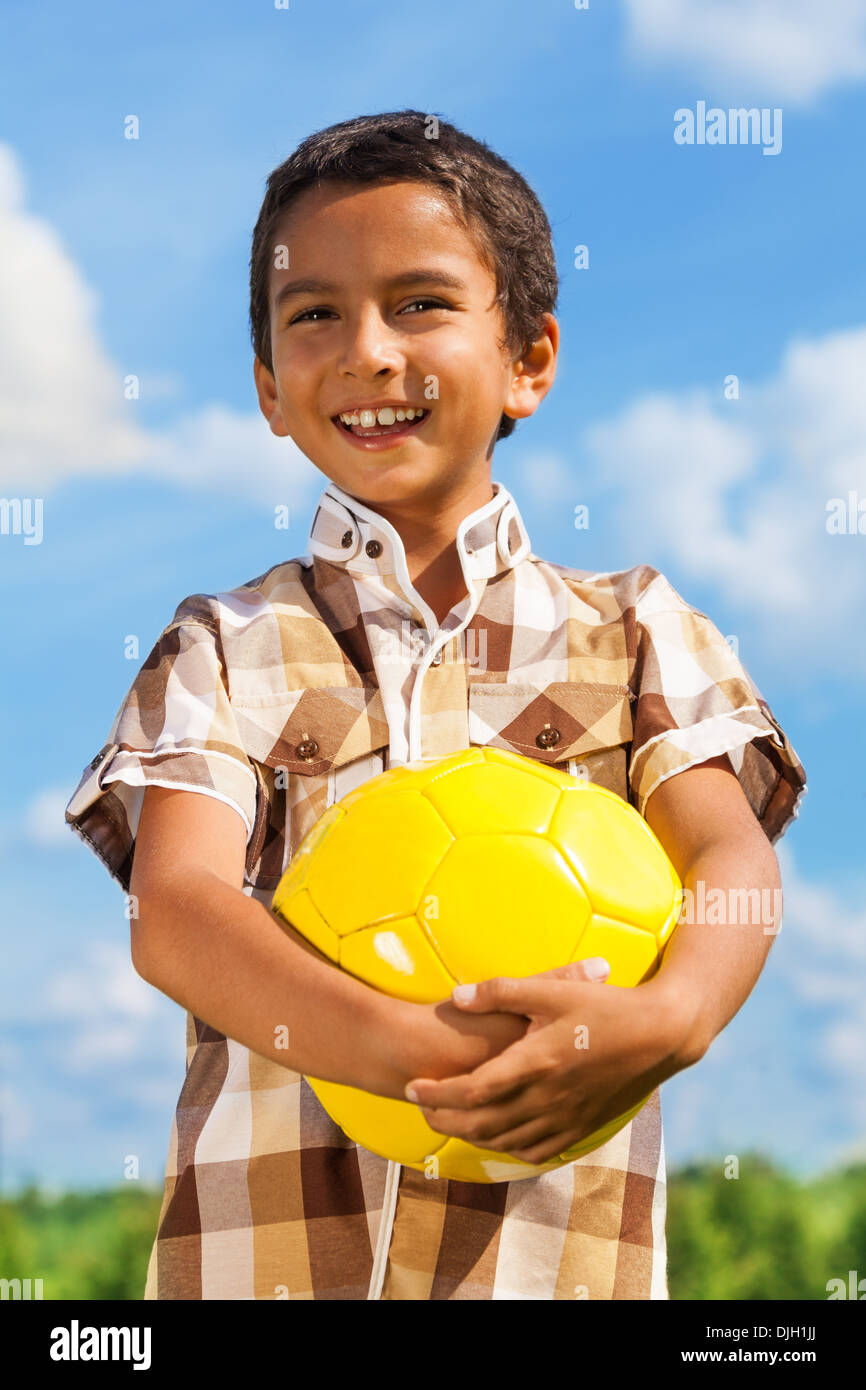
top-left (305, 478), bottom-right (532, 586)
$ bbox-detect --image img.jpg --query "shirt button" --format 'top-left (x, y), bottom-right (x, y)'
top-left (295, 738), bottom-right (319, 760)
top-left (536, 725), bottom-right (561, 749)
top-left (365, 539), bottom-right (382, 558)
top-left (341, 530), bottom-right (353, 548)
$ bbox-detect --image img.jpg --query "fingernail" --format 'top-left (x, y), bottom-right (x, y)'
top-left (405, 1085), bottom-right (419, 1103)
top-left (584, 957), bottom-right (610, 982)
top-left (452, 983), bottom-right (476, 1003)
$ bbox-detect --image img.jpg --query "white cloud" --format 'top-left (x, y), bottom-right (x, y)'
top-left (773, 846), bottom-right (866, 1131)
top-left (43, 940), bottom-right (184, 1075)
top-left (24, 788), bottom-right (79, 846)
top-left (0, 145), bottom-right (146, 488)
top-left (517, 449), bottom-right (580, 513)
top-left (146, 402), bottom-right (324, 507)
top-left (0, 1083), bottom-right (32, 1146)
top-left (46, 941), bottom-right (158, 1021)
top-left (622, 0), bottom-right (866, 105)
top-left (580, 325), bottom-right (866, 676)
top-left (663, 843), bottom-right (866, 1170)
top-left (63, 1022), bottom-right (149, 1070)
top-left (0, 142), bottom-right (322, 507)
top-left (0, 1041), bottom-right (32, 1147)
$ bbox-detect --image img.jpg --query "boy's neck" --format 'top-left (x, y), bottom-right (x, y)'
top-left (367, 475), bottom-right (496, 628)
top-left (409, 540), bottom-right (473, 627)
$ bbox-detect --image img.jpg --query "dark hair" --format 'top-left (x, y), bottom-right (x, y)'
top-left (249, 109), bottom-right (558, 441)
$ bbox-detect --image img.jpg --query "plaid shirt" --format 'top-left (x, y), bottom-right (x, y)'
top-left (65, 479), bottom-right (806, 1300)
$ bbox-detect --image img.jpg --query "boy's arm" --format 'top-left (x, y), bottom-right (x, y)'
top-left (639, 752), bottom-right (783, 1059)
top-left (129, 785), bottom-right (529, 1101)
top-left (403, 755), bottom-right (783, 1164)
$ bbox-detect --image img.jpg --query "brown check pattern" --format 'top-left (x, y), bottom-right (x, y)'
top-left (66, 479), bottom-right (806, 1300)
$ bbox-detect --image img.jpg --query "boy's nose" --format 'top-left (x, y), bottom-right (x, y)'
top-left (336, 306), bottom-right (404, 378)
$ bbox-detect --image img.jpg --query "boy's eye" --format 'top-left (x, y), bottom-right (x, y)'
top-left (288, 297), bottom-right (448, 326)
top-left (289, 306), bottom-right (335, 324)
top-left (401, 297), bottom-right (448, 313)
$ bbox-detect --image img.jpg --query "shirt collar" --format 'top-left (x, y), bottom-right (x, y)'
top-left (305, 478), bottom-right (532, 585)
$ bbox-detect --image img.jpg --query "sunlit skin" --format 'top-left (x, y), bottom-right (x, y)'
top-left (407, 755), bottom-right (783, 1164)
top-left (253, 178), bottom-right (783, 1166)
top-left (253, 179), bottom-right (557, 623)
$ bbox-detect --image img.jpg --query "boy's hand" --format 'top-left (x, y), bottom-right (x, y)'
top-left (403, 955), bottom-right (608, 1088)
top-left (404, 963), bottom-right (695, 1166)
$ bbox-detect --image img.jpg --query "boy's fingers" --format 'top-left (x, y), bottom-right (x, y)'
top-left (539, 957), bottom-right (610, 984)
top-left (424, 1094), bottom-right (567, 1148)
top-left (406, 1035), bottom-right (551, 1109)
top-left (450, 958), bottom-right (609, 1013)
top-left (508, 1131), bottom-right (585, 1166)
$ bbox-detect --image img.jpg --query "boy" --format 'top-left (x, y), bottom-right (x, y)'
top-left (66, 110), bottom-right (806, 1300)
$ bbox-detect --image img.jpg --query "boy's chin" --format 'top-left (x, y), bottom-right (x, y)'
top-left (317, 456), bottom-right (451, 506)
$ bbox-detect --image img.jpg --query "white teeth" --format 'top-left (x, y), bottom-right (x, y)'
top-left (338, 406), bottom-right (427, 428)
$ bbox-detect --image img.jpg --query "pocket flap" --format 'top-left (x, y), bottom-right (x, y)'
top-left (468, 681), bottom-right (634, 764)
top-left (231, 684), bottom-right (390, 776)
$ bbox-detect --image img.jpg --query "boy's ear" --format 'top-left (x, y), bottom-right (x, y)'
top-left (253, 354), bottom-right (290, 437)
top-left (504, 313), bottom-right (559, 423)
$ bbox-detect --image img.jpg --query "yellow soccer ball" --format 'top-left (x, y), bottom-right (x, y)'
top-left (270, 746), bottom-right (681, 1182)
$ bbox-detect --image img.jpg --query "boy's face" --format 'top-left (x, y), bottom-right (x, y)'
top-left (254, 179), bottom-right (556, 513)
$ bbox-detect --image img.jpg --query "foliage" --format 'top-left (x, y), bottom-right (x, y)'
top-left (1, 1158), bottom-right (864, 1299)
top-left (0, 1183), bottom-right (162, 1301)
top-left (666, 1155), bottom-right (866, 1300)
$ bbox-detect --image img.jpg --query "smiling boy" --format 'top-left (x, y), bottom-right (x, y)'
top-left (66, 110), bottom-right (806, 1300)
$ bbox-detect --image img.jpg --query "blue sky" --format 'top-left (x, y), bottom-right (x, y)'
top-left (2, 0), bottom-right (866, 1192)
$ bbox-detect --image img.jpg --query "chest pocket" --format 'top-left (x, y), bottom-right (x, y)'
top-left (467, 681), bottom-right (635, 803)
top-left (230, 684), bottom-right (391, 892)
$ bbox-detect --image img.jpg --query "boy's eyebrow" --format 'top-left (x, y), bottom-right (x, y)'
top-left (273, 268), bottom-right (467, 312)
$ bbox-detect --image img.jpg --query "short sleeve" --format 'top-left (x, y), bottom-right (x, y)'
top-left (65, 604), bottom-right (257, 894)
top-left (627, 575), bottom-right (807, 843)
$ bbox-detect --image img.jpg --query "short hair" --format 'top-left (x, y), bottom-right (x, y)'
top-left (249, 109), bottom-right (559, 442)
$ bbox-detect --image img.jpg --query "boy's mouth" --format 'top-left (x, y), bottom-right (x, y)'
top-left (332, 405), bottom-right (430, 441)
